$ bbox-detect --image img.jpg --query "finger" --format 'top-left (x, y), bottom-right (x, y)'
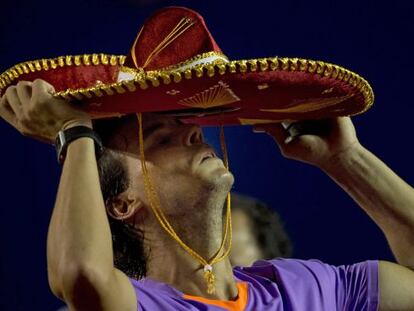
top-left (334, 116), bottom-right (355, 133)
top-left (5, 86), bottom-right (24, 119)
top-left (253, 123), bottom-right (289, 146)
top-left (31, 79), bottom-right (55, 106)
top-left (0, 94), bottom-right (17, 126)
top-left (16, 81), bottom-right (33, 108)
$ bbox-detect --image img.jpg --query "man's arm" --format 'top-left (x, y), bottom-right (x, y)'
top-left (48, 137), bottom-right (137, 311)
top-left (255, 117), bottom-right (414, 310)
top-left (0, 80), bottom-right (136, 311)
top-left (322, 143), bottom-right (414, 269)
top-left (322, 144), bottom-right (414, 311)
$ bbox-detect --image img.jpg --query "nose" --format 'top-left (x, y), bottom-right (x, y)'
top-left (182, 125), bottom-right (204, 145)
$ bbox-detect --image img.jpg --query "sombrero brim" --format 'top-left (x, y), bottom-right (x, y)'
top-left (0, 52), bottom-right (374, 126)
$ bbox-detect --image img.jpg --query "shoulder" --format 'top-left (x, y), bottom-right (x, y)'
top-left (234, 258), bottom-right (379, 310)
top-left (240, 258), bottom-right (378, 281)
top-left (235, 258), bottom-right (337, 285)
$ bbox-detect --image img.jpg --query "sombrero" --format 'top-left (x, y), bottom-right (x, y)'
top-left (0, 6), bottom-right (374, 126)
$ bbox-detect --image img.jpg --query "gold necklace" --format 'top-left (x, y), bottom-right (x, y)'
top-left (137, 113), bottom-right (232, 294)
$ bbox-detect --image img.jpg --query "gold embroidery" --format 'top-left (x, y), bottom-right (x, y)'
top-left (119, 66), bottom-right (145, 80)
top-left (178, 81), bottom-right (240, 109)
top-left (166, 89), bottom-right (180, 95)
top-left (260, 94), bottom-right (354, 114)
top-left (238, 118), bottom-right (287, 125)
top-left (0, 54), bottom-right (374, 116)
top-left (322, 87), bottom-right (334, 94)
top-left (257, 83), bottom-right (269, 90)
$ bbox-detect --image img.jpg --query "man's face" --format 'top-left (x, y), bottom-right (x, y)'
top-left (117, 113), bottom-right (234, 214)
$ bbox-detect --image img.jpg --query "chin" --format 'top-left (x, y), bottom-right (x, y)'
top-left (203, 166), bottom-right (234, 192)
top-left (195, 158), bottom-right (234, 191)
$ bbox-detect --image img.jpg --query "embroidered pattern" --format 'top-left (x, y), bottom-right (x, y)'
top-left (178, 81), bottom-right (240, 109)
top-left (260, 94), bottom-right (354, 114)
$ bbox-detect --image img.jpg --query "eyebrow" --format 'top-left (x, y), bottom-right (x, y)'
top-left (143, 122), bottom-right (165, 138)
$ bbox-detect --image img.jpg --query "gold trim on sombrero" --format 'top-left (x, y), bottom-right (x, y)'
top-left (0, 54), bottom-right (126, 95)
top-left (56, 56), bottom-right (374, 114)
top-left (160, 51), bottom-right (229, 72)
top-left (0, 54), bottom-right (375, 116)
top-left (117, 51), bottom-right (229, 82)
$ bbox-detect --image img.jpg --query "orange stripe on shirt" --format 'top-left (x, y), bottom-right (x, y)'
top-left (183, 282), bottom-right (248, 311)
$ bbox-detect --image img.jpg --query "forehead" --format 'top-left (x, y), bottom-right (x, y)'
top-left (108, 113), bottom-right (180, 134)
top-left (142, 113), bottom-right (181, 128)
top-left (95, 113), bottom-right (183, 152)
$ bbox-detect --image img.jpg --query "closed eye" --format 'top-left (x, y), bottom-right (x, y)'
top-left (152, 129), bottom-right (173, 146)
top-left (158, 136), bottom-right (171, 145)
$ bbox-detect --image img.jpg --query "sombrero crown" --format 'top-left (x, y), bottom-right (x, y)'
top-left (0, 6), bottom-right (374, 126)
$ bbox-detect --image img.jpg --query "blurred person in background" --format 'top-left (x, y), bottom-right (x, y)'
top-left (230, 192), bottom-right (292, 267)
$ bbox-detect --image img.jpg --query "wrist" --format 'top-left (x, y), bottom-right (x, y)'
top-left (320, 142), bottom-right (366, 174)
top-left (55, 125), bottom-right (103, 164)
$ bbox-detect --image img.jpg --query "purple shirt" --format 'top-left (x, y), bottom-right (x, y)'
top-left (129, 258), bottom-right (379, 311)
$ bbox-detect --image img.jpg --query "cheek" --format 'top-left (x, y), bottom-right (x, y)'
top-left (141, 164), bottom-right (198, 204)
top-left (148, 147), bottom-right (190, 173)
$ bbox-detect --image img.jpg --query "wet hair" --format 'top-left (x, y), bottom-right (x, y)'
top-left (231, 193), bottom-right (293, 259)
top-left (94, 116), bottom-right (147, 280)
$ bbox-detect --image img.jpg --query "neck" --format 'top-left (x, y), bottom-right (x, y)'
top-left (142, 194), bottom-right (237, 300)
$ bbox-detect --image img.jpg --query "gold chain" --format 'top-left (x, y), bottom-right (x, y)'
top-left (137, 113), bottom-right (232, 294)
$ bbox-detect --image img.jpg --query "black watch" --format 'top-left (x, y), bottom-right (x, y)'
top-left (55, 126), bottom-right (104, 164)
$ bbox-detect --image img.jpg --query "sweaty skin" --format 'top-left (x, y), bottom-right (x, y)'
top-left (1, 80), bottom-right (414, 310)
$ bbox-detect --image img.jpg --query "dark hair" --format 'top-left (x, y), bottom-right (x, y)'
top-left (94, 116), bottom-right (147, 280)
top-left (93, 116), bottom-right (291, 279)
top-left (231, 193), bottom-right (293, 259)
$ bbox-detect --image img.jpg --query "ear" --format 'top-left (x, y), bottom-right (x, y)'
top-left (106, 190), bottom-right (146, 222)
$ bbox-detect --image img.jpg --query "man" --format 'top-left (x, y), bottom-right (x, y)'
top-left (1, 79), bottom-right (414, 310)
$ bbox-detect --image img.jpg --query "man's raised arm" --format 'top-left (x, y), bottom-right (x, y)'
top-left (0, 80), bottom-right (136, 311)
top-left (255, 117), bottom-right (414, 311)
top-left (319, 135), bottom-right (414, 311)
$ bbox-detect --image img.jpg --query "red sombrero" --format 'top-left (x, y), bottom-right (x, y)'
top-left (0, 6), bottom-right (374, 126)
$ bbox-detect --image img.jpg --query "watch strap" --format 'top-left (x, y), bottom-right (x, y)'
top-left (55, 126), bottom-right (103, 164)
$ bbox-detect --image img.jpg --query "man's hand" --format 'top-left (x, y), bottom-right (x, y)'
top-left (253, 117), bottom-right (360, 168)
top-left (0, 79), bottom-right (91, 143)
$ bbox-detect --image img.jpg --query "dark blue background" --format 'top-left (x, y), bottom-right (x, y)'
top-left (0, 0), bottom-right (413, 310)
